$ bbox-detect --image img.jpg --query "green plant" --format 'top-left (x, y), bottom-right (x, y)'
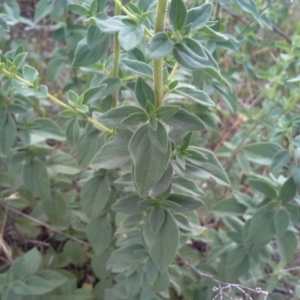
top-left (0, 0), bottom-right (300, 299)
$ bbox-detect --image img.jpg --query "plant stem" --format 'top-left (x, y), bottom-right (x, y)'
top-left (153, 0), bottom-right (168, 108)
top-left (2, 68), bottom-right (114, 134)
top-left (113, 0), bottom-right (153, 38)
top-left (168, 62), bottom-right (179, 81)
top-left (112, 4), bottom-right (121, 108)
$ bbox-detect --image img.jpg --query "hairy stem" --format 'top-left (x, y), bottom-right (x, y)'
top-left (1, 68), bottom-right (114, 134)
top-left (153, 0), bottom-right (168, 108)
top-left (112, 4), bottom-right (121, 108)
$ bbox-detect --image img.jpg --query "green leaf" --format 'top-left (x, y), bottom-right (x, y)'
top-left (65, 119), bottom-right (80, 151)
top-left (271, 149), bottom-right (291, 170)
top-left (279, 177), bottom-right (296, 204)
top-left (163, 108), bottom-right (205, 131)
top-left (93, 16), bottom-right (126, 33)
top-left (213, 198), bottom-right (247, 216)
top-left (43, 191), bottom-right (70, 226)
top-left (143, 270), bottom-right (170, 293)
top-left (186, 147), bottom-right (231, 186)
top-left (148, 121), bottom-right (169, 153)
top-left (277, 231), bottom-right (298, 263)
top-left (90, 142), bottom-right (131, 170)
top-left (187, 3), bottom-right (213, 31)
top-left (38, 270), bottom-right (67, 290)
top-left (291, 165), bottom-right (300, 192)
top-left (173, 39), bottom-right (208, 70)
top-left (247, 206), bottom-right (276, 244)
top-left (166, 193), bottom-right (203, 211)
top-left (169, 0), bottom-right (187, 31)
top-left (13, 52), bottom-right (28, 69)
top-left (23, 159), bottom-right (50, 200)
top-left (34, 0), bottom-right (55, 23)
top-left (0, 15), bottom-right (9, 31)
top-left (11, 248), bottom-right (42, 280)
top-left (151, 164), bottom-right (173, 198)
top-left (233, 0), bottom-right (272, 29)
top-left (86, 216), bottom-right (112, 255)
top-left (213, 82), bottom-right (237, 114)
top-left (204, 67), bottom-right (231, 90)
top-left (32, 118), bottom-right (65, 141)
top-left (172, 177), bottom-right (205, 196)
top-left (87, 25), bottom-right (104, 49)
top-left (0, 110), bottom-right (16, 155)
top-left (242, 142), bottom-right (283, 165)
top-left (81, 174), bottom-right (111, 219)
top-left (14, 270), bottom-right (67, 296)
top-left (144, 257), bottom-right (159, 286)
top-left (149, 206), bottom-right (165, 235)
top-left (119, 25), bottom-right (143, 51)
top-left (147, 32), bottom-right (174, 59)
top-left (274, 208), bottom-right (290, 238)
top-left (77, 125), bottom-right (106, 166)
top-left (122, 112), bottom-right (148, 126)
top-left (22, 65), bottom-right (38, 83)
top-left (67, 4), bottom-right (89, 16)
top-left (129, 124), bottom-right (171, 197)
top-left (155, 105), bottom-right (180, 119)
top-left (227, 245), bottom-right (246, 269)
top-left (175, 86), bottom-right (215, 107)
top-left (142, 210), bottom-right (179, 272)
top-left (135, 77), bottom-right (155, 108)
top-left (72, 34), bottom-right (109, 67)
top-left (248, 178), bottom-right (277, 199)
top-left (112, 194), bottom-right (147, 214)
top-left (121, 58), bottom-right (153, 78)
top-left (93, 106), bottom-right (144, 127)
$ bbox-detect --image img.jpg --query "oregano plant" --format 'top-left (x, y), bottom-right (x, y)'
top-left (0, 0), bottom-right (299, 299)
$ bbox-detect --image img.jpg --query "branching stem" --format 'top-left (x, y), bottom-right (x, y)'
top-left (153, 0), bottom-right (168, 108)
top-left (1, 68), bottom-right (114, 134)
top-left (112, 4), bottom-right (121, 108)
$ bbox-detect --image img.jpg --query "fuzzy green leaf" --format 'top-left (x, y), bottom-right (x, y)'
top-left (167, 193), bottom-right (203, 211)
top-left (242, 142), bottom-right (283, 166)
top-left (34, 0), bottom-right (55, 23)
top-left (129, 124), bottom-right (171, 197)
top-left (119, 25), bottom-right (143, 51)
top-left (147, 32), bottom-right (174, 59)
top-left (143, 210), bottom-right (179, 272)
top-left (86, 216), bottom-right (112, 255)
top-left (93, 106), bottom-right (145, 127)
top-left (149, 206), bottom-right (165, 235)
top-left (112, 194), bottom-right (147, 214)
top-left (148, 121), bottom-right (169, 153)
top-left (65, 118), bottom-right (80, 151)
top-left (279, 177), bottom-right (296, 204)
top-left (187, 3), bottom-right (213, 31)
top-left (169, 0), bottom-right (187, 31)
top-left (23, 159), bottom-right (50, 200)
top-left (162, 108), bottom-right (205, 131)
top-left (274, 208), bottom-right (290, 238)
top-left (81, 174), bottom-right (111, 219)
top-left (0, 110), bottom-right (16, 155)
top-left (135, 77), bottom-right (155, 108)
top-left (175, 86), bottom-right (215, 107)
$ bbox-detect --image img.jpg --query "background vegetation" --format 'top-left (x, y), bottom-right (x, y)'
top-left (0, 0), bottom-right (300, 299)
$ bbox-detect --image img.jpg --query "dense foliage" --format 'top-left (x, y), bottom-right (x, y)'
top-left (0, 0), bottom-right (300, 299)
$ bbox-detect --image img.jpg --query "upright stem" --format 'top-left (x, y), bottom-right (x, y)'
top-left (112, 4), bottom-right (121, 108)
top-left (153, 0), bottom-right (168, 108)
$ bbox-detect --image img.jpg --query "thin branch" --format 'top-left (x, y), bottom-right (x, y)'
top-left (2, 204), bottom-right (90, 247)
top-left (178, 254), bottom-right (269, 299)
top-left (0, 68), bottom-right (114, 134)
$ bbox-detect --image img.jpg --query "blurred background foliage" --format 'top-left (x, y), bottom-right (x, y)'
top-left (1, 0), bottom-right (300, 299)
